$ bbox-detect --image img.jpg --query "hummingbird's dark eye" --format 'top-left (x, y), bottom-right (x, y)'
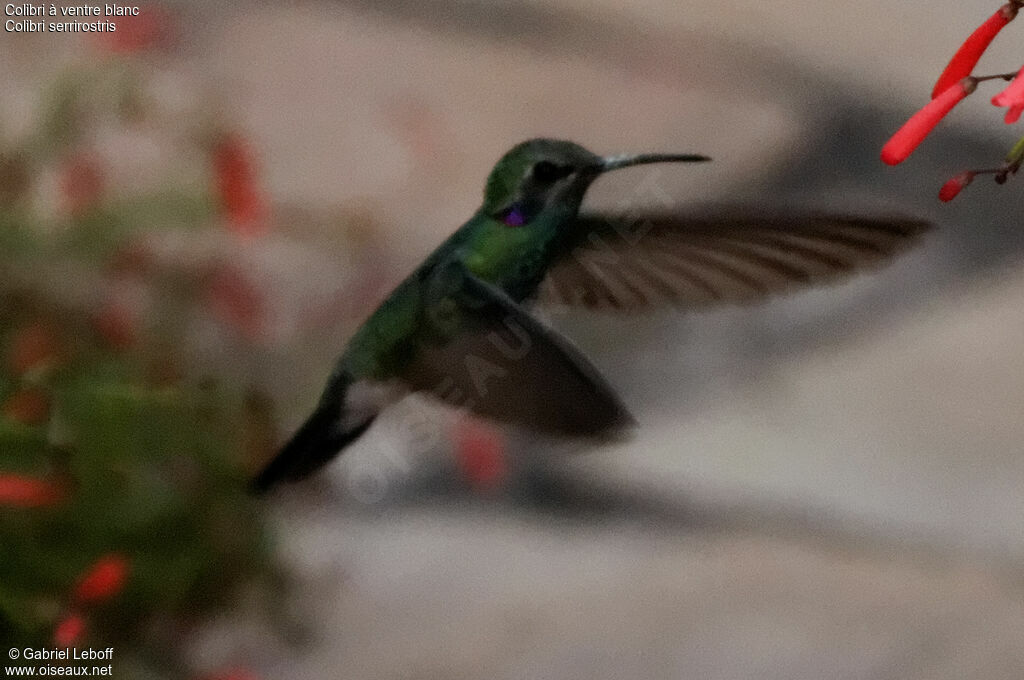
top-left (531, 161), bottom-right (572, 184)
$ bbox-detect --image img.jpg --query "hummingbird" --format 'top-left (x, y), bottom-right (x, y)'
top-left (253, 138), bottom-right (929, 493)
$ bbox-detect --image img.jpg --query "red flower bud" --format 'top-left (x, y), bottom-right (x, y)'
top-left (882, 78), bottom-right (977, 166)
top-left (212, 135), bottom-right (269, 238)
top-left (74, 554), bottom-right (131, 604)
top-left (53, 613), bottom-right (86, 647)
top-left (2, 388), bottom-right (52, 426)
top-left (939, 171), bottom-right (975, 202)
top-left (453, 419), bottom-right (506, 490)
top-left (932, 4), bottom-right (1018, 99)
top-left (991, 66), bottom-right (1024, 123)
top-left (7, 322), bottom-right (62, 377)
top-left (0, 474), bottom-right (65, 508)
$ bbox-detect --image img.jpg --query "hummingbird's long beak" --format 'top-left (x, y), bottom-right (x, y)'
top-left (598, 153), bottom-right (711, 172)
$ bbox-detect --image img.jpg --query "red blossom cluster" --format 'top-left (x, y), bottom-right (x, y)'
top-left (2, 20), bottom-right (275, 672)
top-left (53, 554), bottom-right (133, 646)
top-left (881, 1), bottom-right (1024, 201)
top-left (61, 131), bottom-right (275, 344)
top-left (50, 556), bottom-right (260, 680)
top-left (0, 478), bottom-right (128, 646)
top-left (1, 323), bottom-right (130, 647)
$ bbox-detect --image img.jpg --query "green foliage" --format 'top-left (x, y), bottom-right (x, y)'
top-left (0, 60), bottom-right (283, 676)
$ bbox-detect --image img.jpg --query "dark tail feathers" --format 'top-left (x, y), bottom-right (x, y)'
top-left (251, 403), bottom-right (375, 495)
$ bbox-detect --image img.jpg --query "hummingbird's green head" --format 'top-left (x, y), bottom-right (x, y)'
top-left (481, 138), bottom-right (710, 227)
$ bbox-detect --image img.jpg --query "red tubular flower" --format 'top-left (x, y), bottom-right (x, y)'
top-left (939, 172), bottom-right (975, 201)
top-left (454, 419), bottom-right (506, 490)
top-left (932, 4), bottom-right (1019, 99)
top-left (991, 66), bottom-right (1024, 123)
top-left (74, 554), bottom-right (131, 604)
top-left (882, 78), bottom-right (978, 165)
top-left (212, 135), bottom-right (269, 238)
top-left (53, 613), bottom-right (86, 647)
top-left (0, 474), bottom-right (65, 508)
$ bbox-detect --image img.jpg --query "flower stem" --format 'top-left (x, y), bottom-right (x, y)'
top-left (1005, 134), bottom-right (1024, 165)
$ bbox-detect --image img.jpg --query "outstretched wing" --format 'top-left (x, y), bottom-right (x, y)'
top-left (535, 210), bottom-right (930, 312)
top-left (401, 269), bottom-right (633, 438)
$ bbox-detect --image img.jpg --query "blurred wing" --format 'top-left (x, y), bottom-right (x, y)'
top-left (536, 211), bottom-right (931, 311)
top-left (402, 272), bottom-right (634, 438)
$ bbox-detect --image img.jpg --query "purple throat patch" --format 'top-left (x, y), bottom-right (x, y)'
top-left (502, 207), bottom-right (526, 226)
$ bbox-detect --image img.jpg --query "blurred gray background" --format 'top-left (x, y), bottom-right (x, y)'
top-left (5, 1), bottom-right (1024, 677)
